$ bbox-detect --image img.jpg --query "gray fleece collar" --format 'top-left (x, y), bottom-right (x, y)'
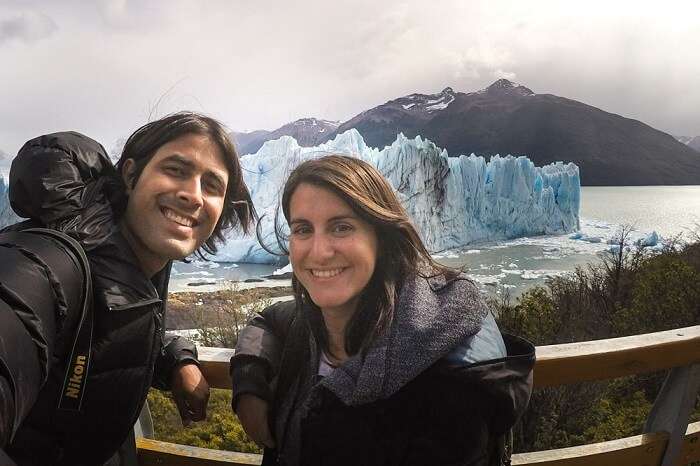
top-left (320, 274), bottom-right (488, 406)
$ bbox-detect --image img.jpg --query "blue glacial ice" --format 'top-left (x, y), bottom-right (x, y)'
top-left (216, 130), bottom-right (580, 264)
top-left (0, 175), bottom-right (20, 228)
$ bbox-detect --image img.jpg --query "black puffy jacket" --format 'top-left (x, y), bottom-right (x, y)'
top-left (232, 274), bottom-right (535, 466)
top-left (0, 132), bottom-right (198, 465)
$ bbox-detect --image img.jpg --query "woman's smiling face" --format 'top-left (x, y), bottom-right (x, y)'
top-left (288, 183), bottom-right (379, 316)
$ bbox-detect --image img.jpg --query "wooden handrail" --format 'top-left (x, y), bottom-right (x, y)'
top-left (534, 325), bottom-right (700, 387)
top-left (136, 438), bottom-right (261, 466)
top-left (198, 347), bottom-right (235, 390)
top-left (195, 325), bottom-right (700, 390)
top-left (510, 421), bottom-right (700, 465)
top-left (511, 431), bottom-right (670, 465)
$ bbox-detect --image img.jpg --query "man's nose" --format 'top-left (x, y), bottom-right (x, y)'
top-left (177, 176), bottom-right (204, 207)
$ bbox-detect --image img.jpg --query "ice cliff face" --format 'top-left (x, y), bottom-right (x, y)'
top-left (216, 129), bottom-right (580, 264)
top-left (0, 175), bottom-right (20, 229)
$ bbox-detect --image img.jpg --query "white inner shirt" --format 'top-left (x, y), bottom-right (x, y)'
top-left (318, 352), bottom-right (337, 377)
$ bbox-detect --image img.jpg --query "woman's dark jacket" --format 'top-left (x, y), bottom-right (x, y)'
top-left (231, 274), bottom-right (536, 466)
top-left (0, 132), bottom-right (199, 465)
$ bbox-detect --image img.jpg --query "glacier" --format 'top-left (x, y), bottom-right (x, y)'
top-left (0, 175), bottom-right (20, 229)
top-left (216, 129), bottom-right (580, 264)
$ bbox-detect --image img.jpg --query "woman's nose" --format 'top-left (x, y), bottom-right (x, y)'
top-left (310, 233), bottom-right (334, 260)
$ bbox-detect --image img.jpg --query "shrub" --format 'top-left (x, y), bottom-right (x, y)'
top-left (495, 235), bottom-right (700, 453)
top-left (147, 388), bottom-right (262, 454)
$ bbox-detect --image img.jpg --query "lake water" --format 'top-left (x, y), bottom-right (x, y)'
top-left (170, 186), bottom-right (700, 296)
top-left (580, 186), bottom-right (700, 238)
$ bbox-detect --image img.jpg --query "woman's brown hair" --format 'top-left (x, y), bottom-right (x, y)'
top-left (277, 155), bottom-right (457, 357)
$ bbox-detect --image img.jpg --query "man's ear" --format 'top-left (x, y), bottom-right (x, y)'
top-left (121, 159), bottom-right (136, 194)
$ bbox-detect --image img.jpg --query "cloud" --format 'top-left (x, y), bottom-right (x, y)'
top-left (493, 69), bottom-right (517, 81)
top-left (0, 11), bottom-right (57, 44)
top-left (95, 0), bottom-right (192, 32)
top-left (1, 0), bottom-right (699, 153)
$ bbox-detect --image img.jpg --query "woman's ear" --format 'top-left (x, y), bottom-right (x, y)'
top-left (121, 159), bottom-right (136, 194)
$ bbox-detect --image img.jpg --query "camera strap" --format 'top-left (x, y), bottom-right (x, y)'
top-left (24, 228), bottom-right (94, 412)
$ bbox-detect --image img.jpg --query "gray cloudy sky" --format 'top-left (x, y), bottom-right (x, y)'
top-left (1, 0), bottom-right (699, 155)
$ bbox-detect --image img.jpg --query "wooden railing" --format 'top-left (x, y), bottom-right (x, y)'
top-left (136, 325), bottom-right (700, 466)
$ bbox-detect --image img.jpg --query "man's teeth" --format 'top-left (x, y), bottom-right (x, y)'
top-left (163, 208), bottom-right (194, 227)
top-left (311, 268), bottom-right (343, 278)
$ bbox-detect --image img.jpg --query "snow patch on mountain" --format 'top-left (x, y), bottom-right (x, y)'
top-left (675, 135), bottom-right (700, 152)
top-left (394, 87), bottom-right (456, 114)
top-left (292, 118), bottom-right (340, 128)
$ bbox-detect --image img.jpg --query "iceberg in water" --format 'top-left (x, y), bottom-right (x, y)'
top-left (216, 129), bottom-right (580, 264)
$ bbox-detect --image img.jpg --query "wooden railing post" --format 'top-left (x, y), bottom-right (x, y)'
top-left (643, 363), bottom-right (700, 466)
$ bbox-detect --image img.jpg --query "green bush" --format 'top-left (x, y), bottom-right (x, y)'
top-left (147, 388), bottom-right (261, 454)
top-left (614, 254), bottom-right (700, 335)
top-left (495, 235), bottom-right (700, 453)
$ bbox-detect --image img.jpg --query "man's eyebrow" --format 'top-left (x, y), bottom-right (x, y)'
top-left (161, 153), bottom-right (195, 168)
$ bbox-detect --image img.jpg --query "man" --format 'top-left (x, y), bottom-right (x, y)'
top-left (0, 112), bottom-right (254, 465)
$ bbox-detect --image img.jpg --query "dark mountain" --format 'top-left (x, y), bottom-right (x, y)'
top-left (321, 79), bottom-right (700, 186)
top-left (230, 129), bottom-right (270, 155)
top-left (232, 118), bottom-right (340, 155)
top-left (676, 135), bottom-right (700, 153)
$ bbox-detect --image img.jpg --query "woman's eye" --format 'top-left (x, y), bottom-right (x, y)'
top-left (333, 223), bottom-right (354, 234)
top-left (292, 226), bottom-right (311, 235)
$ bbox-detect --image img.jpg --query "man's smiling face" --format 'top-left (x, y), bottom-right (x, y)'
top-left (120, 133), bottom-right (229, 276)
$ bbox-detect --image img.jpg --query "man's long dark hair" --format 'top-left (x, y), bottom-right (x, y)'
top-left (116, 111), bottom-right (255, 257)
top-left (277, 155), bottom-right (456, 358)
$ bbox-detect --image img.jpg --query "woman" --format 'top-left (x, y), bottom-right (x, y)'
top-left (231, 155), bottom-right (535, 466)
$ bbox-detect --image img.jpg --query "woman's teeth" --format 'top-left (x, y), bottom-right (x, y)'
top-left (311, 268), bottom-right (344, 278)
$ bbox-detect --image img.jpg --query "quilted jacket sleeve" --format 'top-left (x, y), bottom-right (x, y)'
top-left (0, 230), bottom-right (87, 448)
top-left (151, 333), bottom-right (201, 390)
top-left (230, 300), bottom-right (296, 411)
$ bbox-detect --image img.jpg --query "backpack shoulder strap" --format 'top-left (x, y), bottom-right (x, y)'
top-left (16, 228), bottom-right (94, 412)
